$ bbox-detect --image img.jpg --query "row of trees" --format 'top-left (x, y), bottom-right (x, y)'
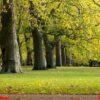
top-left (0, 0), bottom-right (100, 73)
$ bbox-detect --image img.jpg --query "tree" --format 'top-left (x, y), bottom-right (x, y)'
top-left (24, 32), bottom-right (33, 65)
top-left (55, 37), bottom-right (62, 66)
top-left (61, 45), bottom-right (67, 66)
top-left (29, 0), bottom-right (46, 70)
top-left (43, 34), bottom-right (55, 68)
top-left (0, 0), bottom-right (22, 73)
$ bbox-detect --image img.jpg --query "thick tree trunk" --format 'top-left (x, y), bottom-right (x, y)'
top-left (16, 16), bottom-right (23, 66)
top-left (0, 0), bottom-right (22, 73)
top-left (56, 38), bottom-right (62, 66)
top-left (1, 48), bottom-right (6, 68)
top-left (61, 46), bottom-right (66, 66)
top-left (32, 28), bottom-right (46, 70)
top-left (24, 33), bottom-right (32, 66)
top-left (46, 47), bottom-right (55, 68)
top-left (43, 34), bottom-right (55, 68)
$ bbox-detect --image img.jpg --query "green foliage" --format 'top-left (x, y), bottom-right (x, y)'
top-left (1, 0), bottom-right (100, 65)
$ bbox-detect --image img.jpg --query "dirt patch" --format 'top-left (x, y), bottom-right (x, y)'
top-left (0, 94), bottom-right (99, 100)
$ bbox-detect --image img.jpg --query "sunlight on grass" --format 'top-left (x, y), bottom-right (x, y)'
top-left (0, 67), bottom-right (100, 94)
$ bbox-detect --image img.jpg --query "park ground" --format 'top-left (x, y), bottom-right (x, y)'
top-left (0, 94), bottom-right (99, 100)
top-left (0, 67), bottom-right (100, 95)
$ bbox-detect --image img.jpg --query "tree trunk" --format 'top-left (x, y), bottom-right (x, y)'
top-left (56, 38), bottom-right (62, 66)
top-left (46, 47), bottom-right (55, 68)
top-left (0, 0), bottom-right (22, 73)
top-left (61, 46), bottom-right (66, 66)
top-left (24, 33), bottom-right (33, 66)
top-left (26, 51), bottom-right (33, 65)
top-left (69, 54), bottom-right (74, 66)
top-left (66, 54), bottom-right (70, 66)
top-left (32, 28), bottom-right (46, 70)
top-left (43, 34), bottom-right (55, 68)
top-left (17, 36), bottom-right (23, 65)
top-left (1, 48), bottom-right (6, 68)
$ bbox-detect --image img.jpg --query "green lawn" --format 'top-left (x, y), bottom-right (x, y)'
top-left (0, 67), bottom-right (100, 94)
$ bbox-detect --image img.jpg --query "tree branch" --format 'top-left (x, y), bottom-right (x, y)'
top-left (92, 0), bottom-right (100, 7)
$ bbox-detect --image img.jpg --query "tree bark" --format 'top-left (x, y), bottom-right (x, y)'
top-left (69, 54), bottom-right (74, 66)
top-left (66, 54), bottom-right (69, 66)
top-left (61, 46), bottom-right (66, 66)
top-left (46, 47), bottom-right (55, 68)
top-left (0, 0), bottom-right (22, 73)
top-left (24, 33), bottom-right (33, 66)
top-left (43, 34), bottom-right (55, 68)
top-left (17, 35), bottom-right (23, 65)
top-left (56, 38), bottom-right (62, 66)
top-left (32, 28), bottom-right (46, 70)
top-left (26, 51), bottom-right (33, 65)
top-left (16, 10), bottom-right (23, 66)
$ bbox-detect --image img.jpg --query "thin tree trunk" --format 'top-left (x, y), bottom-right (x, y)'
top-left (56, 38), bottom-right (62, 66)
top-left (27, 51), bottom-right (33, 65)
top-left (69, 54), bottom-right (74, 66)
top-left (24, 33), bottom-right (32, 66)
top-left (17, 36), bottom-right (23, 65)
top-left (61, 46), bottom-right (66, 66)
top-left (66, 54), bottom-right (70, 66)
top-left (32, 28), bottom-right (46, 70)
top-left (0, 0), bottom-right (22, 73)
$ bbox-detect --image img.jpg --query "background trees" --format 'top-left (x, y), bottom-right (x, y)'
top-left (0, 0), bottom-right (100, 72)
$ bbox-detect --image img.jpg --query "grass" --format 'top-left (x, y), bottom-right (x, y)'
top-left (0, 67), bottom-right (100, 94)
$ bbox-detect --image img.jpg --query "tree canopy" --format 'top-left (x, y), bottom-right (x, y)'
top-left (0, 0), bottom-right (100, 72)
